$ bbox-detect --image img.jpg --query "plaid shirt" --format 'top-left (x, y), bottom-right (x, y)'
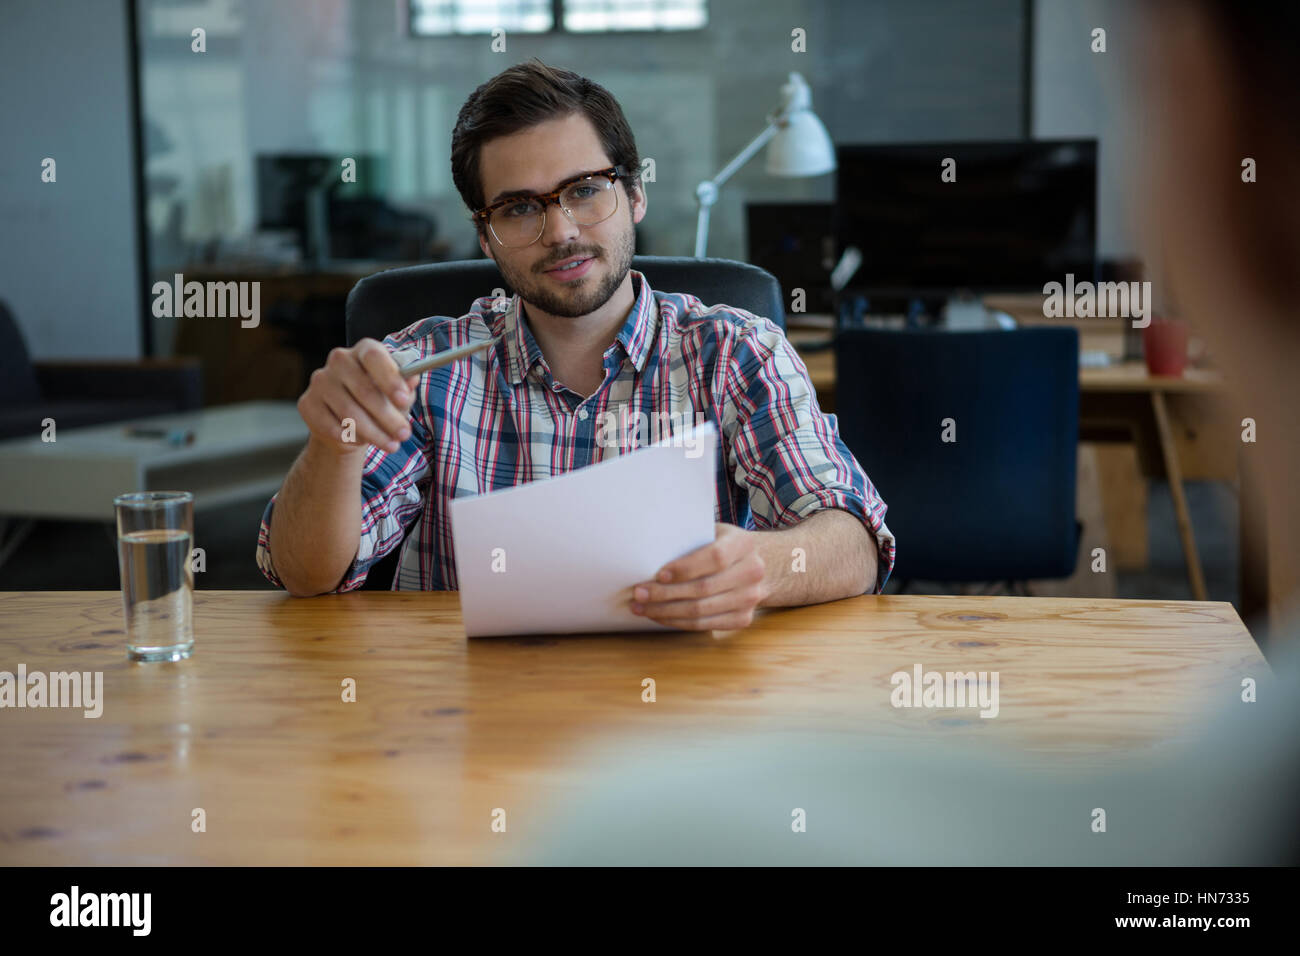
top-left (256, 269), bottom-right (894, 592)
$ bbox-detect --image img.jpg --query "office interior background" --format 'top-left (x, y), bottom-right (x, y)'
top-left (0, 0), bottom-right (1250, 630)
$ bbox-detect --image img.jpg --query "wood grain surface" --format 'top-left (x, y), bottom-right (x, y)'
top-left (0, 590), bottom-right (1266, 864)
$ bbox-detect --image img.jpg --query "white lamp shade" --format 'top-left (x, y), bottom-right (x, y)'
top-left (693, 72), bottom-right (834, 256)
top-left (765, 111), bottom-right (836, 177)
top-left (764, 73), bottom-right (836, 177)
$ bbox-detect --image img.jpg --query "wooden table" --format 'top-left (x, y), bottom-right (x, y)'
top-left (171, 261), bottom-right (428, 406)
top-left (0, 590), bottom-right (1265, 865)
top-left (1073, 364), bottom-right (1233, 605)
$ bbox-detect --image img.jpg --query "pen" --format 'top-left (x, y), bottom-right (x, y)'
top-left (123, 426), bottom-right (195, 445)
top-left (397, 336), bottom-right (501, 377)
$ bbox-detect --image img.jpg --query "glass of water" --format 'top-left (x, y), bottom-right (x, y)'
top-left (114, 491), bottom-right (194, 662)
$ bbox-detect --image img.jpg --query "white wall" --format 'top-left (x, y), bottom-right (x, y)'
top-left (1033, 0), bottom-right (1144, 260)
top-left (0, 0), bottom-right (142, 358)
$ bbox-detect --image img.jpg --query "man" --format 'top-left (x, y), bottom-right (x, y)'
top-left (256, 59), bottom-right (894, 632)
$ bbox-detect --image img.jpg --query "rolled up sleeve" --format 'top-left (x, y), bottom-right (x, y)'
top-left (255, 363), bottom-right (433, 592)
top-left (722, 317), bottom-right (895, 592)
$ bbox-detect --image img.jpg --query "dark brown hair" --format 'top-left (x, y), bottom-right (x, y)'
top-left (451, 58), bottom-right (642, 240)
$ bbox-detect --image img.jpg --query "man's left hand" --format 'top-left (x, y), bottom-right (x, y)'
top-left (629, 522), bottom-right (768, 632)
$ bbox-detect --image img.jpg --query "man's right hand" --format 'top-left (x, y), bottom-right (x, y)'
top-left (297, 338), bottom-right (421, 457)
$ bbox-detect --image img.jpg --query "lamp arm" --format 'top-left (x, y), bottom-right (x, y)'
top-left (693, 113), bottom-right (783, 257)
top-left (711, 116), bottom-right (782, 191)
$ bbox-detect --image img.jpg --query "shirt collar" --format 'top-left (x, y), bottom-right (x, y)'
top-left (491, 269), bottom-right (657, 386)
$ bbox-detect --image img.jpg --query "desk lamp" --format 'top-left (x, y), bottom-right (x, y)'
top-left (692, 72), bottom-right (835, 258)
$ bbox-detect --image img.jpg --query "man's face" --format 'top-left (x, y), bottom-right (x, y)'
top-left (476, 112), bottom-right (646, 319)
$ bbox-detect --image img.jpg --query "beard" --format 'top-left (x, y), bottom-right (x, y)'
top-left (496, 216), bottom-right (636, 320)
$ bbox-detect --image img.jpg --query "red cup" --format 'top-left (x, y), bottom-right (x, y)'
top-left (1143, 316), bottom-right (1189, 377)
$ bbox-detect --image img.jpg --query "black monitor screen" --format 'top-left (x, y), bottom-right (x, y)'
top-left (745, 202), bottom-right (836, 314)
top-left (256, 154), bottom-right (385, 231)
top-left (835, 140), bottom-right (1097, 296)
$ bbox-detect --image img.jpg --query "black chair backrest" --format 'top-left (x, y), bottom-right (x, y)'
top-left (344, 255), bottom-right (784, 590)
top-left (345, 255), bottom-right (785, 346)
top-left (835, 327), bottom-right (1080, 582)
top-left (0, 300), bottom-right (42, 405)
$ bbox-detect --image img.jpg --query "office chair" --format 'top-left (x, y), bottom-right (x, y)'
top-left (835, 327), bottom-right (1081, 587)
top-left (342, 255), bottom-right (785, 589)
top-left (345, 255), bottom-right (785, 347)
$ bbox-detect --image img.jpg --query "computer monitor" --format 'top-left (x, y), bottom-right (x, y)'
top-left (745, 202), bottom-right (836, 318)
top-left (834, 140), bottom-right (1097, 301)
top-left (256, 154), bottom-right (387, 258)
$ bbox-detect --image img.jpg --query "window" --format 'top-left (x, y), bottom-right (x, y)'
top-left (564, 0), bottom-right (706, 31)
top-left (411, 1), bottom-right (554, 35)
top-left (409, 0), bottom-right (707, 35)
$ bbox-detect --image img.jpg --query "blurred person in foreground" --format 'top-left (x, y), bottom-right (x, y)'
top-left (525, 0), bottom-right (1300, 865)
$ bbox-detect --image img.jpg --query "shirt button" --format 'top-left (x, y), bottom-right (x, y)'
top-left (577, 408), bottom-right (589, 420)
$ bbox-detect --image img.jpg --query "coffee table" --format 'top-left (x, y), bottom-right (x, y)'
top-left (0, 401), bottom-right (307, 565)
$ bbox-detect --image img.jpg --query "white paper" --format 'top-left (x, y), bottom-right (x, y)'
top-left (450, 422), bottom-right (718, 637)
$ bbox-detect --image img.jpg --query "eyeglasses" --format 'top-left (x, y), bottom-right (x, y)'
top-left (472, 165), bottom-right (629, 248)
